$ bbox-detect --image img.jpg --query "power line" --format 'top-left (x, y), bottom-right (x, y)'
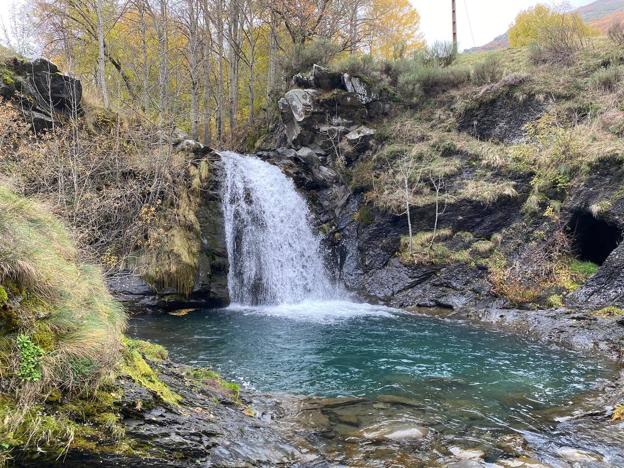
top-left (463, 0), bottom-right (476, 48)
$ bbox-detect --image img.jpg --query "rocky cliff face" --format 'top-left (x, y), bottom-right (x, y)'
top-left (107, 147), bottom-right (230, 311)
top-left (253, 64), bottom-right (624, 312)
top-left (0, 57), bottom-right (82, 131)
top-left (0, 57), bottom-right (230, 311)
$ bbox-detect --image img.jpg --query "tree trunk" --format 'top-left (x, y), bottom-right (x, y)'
top-left (139, 0), bottom-right (150, 111)
top-left (266, 10), bottom-right (277, 99)
top-left (349, 0), bottom-right (359, 54)
top-left (248, 51), bottom-right (255, 123)
top-left (187, 0), bottom-right (200, 140)
top-left (201, 0), bottom-right (212, 146)
top-left (95, 0), bottom-right (109, 108)
top-left (228, 0), bottom-right (240, 135)
top-left (157, 0), bottom-right (169, 120)
top-left (216, 0), bottom-right (225, 142)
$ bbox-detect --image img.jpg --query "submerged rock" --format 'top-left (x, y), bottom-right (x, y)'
top-left (361, 421), bottom-right (429, 442)
top-left (555, 446), bottom-right (603, 463)
top-left (60, 359), bottom-right (322, 467)
top-left (448, 446), bottom-right (485, 461)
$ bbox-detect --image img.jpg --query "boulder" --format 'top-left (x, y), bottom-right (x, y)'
top-left (340, 125), bottom-right (376, 164)
top-left (3, 57), bottom-right (83, 130)
top-left (342, 73), bottom-right (377, 104)
top-left (311, 64), bottom-right (343, 90)
top-left (293, 64), bottom-right (343, 91)
top-left (278, 88), bottom-right (318, 145)
top-left (345, 125), bottom-right (376, 143)
top-left (295, 146), bottom-right (320, 167)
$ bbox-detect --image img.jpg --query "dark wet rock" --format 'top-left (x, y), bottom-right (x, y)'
top-left (60, 360), bottom-right (324, 467)
top-left (109, 152), bottom-right (229, 312)
top-left (458, 74), bottom-right (545, 143)
top-left (445, 308), bottom-right (624, 362)
top-left (569, 243), bottom-right (624, 308)
top-left (376, 394), bottom-right (423, 408)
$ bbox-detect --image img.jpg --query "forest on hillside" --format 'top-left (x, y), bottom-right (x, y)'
top-left (3, 0), bottom-right (421, 144)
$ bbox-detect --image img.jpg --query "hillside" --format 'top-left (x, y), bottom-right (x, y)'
top-left (469, 0), bottom-right (624, 52)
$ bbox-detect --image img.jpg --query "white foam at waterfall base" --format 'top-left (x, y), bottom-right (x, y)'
top-left (220, 151), bottom-right (339, 305)
top-left (227, 300), bottom-right (397, 324)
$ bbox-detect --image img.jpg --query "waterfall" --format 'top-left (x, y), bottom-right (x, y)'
top-left (220, 151), bottom-right (336, 305)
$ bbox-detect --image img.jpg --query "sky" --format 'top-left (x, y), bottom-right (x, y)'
top-left (412, 0), bottom-right (596, 50)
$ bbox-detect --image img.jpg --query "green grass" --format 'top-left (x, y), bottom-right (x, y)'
top-left (185, 367), bottom-right (241, 401)
top-left (569, 259), bottom-right (599, 278)
top-left (0, 186), bottom-right (128, 460)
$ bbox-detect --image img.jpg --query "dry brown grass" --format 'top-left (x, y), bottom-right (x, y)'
top-left (0, 102), bottom-right (210, 296)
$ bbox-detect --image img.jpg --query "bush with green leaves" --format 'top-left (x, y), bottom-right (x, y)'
top-left (423, 41), bottom-right (457, 67)
top-left (16, 334), bottom-right (44, 382)
top-left (590, 65), bottom-right (622, 92)
top-left (281, 39), bottom-right (342, 78)
top-left (397, 61), bottom-right (471, 101)
top-left (472, 55), bottom-right (503, 85)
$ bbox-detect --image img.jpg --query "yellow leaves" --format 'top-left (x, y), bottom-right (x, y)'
top-left (509, 4), bottom-right (594, 48)
top-left (367, 0), bottom-right (424, 60)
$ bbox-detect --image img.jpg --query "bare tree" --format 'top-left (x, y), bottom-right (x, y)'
top-left (227, 0), bottom-right (241, 134)
top-left (95, 0), bottom-right (110, 108)
top-left (200, 0), bottom-right (213, 145)
top-left (182, 0), bottom-right (202, 139)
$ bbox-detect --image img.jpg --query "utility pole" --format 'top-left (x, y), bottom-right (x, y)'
top-left (452, 0), bottom-right (458, 53)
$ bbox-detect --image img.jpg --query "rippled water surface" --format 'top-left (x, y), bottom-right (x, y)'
top-left (129, 301), bottom-right (615, 431)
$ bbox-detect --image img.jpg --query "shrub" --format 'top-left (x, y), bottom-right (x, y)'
top-left (472, 55), bottom-right (503, 85)
top-left (281, 39), bottom-right (342, 78)
top-left (423, 41), bottom-right (457, 67)
top-left (546, 294), bottom-right (564, 308)
top-left (510, 5), bottom-right (592, 64)
top-left (608, 21), bottom-right (624, 47)
top-left (397, 61), bottom-right (471, 101)
top-left (590, 65), bottom-right (622, 92)
top-left (333, 54), bottom-right (378, 78)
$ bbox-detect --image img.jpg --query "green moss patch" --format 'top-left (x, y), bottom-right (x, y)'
top-left (185, 367), bottom-right (241, 401)
top-left (121, 339), bottom-right (181, 406)
top-left (593, 306), bottom-right (624, 318)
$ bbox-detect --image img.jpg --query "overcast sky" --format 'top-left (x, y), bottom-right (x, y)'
top-left (0, 0), bottom-right (603, 54)
top-left (412, 0), bottom-right (596, 50)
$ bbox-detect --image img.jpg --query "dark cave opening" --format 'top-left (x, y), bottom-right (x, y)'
top-left (566, 210), bottom-right (622, 265)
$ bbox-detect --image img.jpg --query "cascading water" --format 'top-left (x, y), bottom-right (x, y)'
top-left (220, 151), bottom-right (336, 305)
